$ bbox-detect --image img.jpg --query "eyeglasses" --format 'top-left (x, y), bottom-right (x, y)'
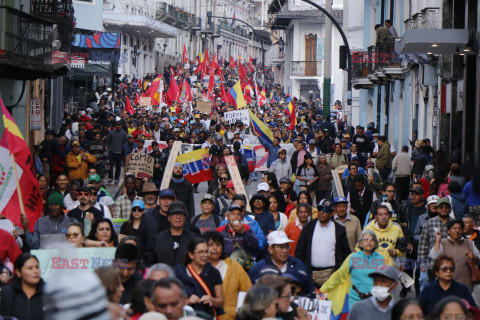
top-left (278, 293), bottom-right (292, 300)
top-left (220, 177), bottom-right (229, 181)
top-left (66, 233), bottom-right (80, 239)
top-left (401, 315), bottom-right (425, 320)
top-left (78, 191), bottom-right (91, 196)
top-left (279, 151), bottom-right (286, 154)
top-left (440, 266), bottom-right (455, 272)
top-left (132, 208), bottom-right (144, 212)
top-left (440, 316), bottom-right (466, 320)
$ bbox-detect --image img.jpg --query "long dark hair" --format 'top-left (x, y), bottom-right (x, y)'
top-left (391, 298), bottom-right (422, 320)
top-left (14, 253), bottom-right (40, 282)
top-left (264, 172), bottom-right (279, 190)
top-left (87, 218), bottom-right (119, 246)
top-left (428, 297), bottom-right (467, 320)
top-left (184, 238), bottom-right (207, 266)
top-left (297, 190), bottom-right (313, 206)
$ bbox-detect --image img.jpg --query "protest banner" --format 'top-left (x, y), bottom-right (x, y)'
top-left (196, 101), bottom-right (212, 114)
top-left (224, 110), bottom-right (250, 125)
top-left (293, 297), bottom-right (332, 320)
top-left (160, 141), bottom-right (182, 189)
top-left (125, 153), bottom-right (154, 178)
top-left (31, 248), bottom-right (116, 280)
top-left (225, 155), bottom-right (250, 211)
top-left (331, 169), bottom-right (344, 197)
top-left (139, 97), bottom-right (151, 106)
top-left (176, 148), bottom-right (213, 184)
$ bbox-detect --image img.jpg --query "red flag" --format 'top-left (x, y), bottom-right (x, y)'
top-left (207, 69), bottom-right (215, 100)
top-left (134, 92), bottom-right (140, 105)
top-left (229, 56), bottom-right (237, 69)
top-left (238, 63), bottom-right (247, 81)
top-left (258, 87), bottom-right (266, 106)
top-left (182, 44), bottom-right (188, 65)
top-left (244, 84), bottom-right (252, 104)
top-left (248, 56), bottom-right (255, 73)
top-left (0, 99), bottom-right (42, 233)
top-left (204, 50), bottom-right (210, 73)
top-left (146, 77), bottom-right (161, 106)
top-left (125, 96), bottom-right (135, 115)
top-left (220, 81), bottom-right (226, 101)
top-left (166, 76), bottom-right (179, 105)
top-left (211, 54), bottom-right (220, 72)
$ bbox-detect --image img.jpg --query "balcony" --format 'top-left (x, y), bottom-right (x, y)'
top-left (155, 2), bottom-right (194, 28)
top-left (265, 45), bottom-right (285, 66)
top-left (218, 20), bottom-right (249, 38)
top-left (351, 51), bottom-right (374, 89)
top-left (291, 61), bottom-right (322, 77)
top-left (404, 7), bottom-right (441, 31)
top-left (0, 5), bottom-right (67, 80)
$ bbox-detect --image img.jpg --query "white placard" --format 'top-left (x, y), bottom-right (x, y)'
top-left (293, 297), bottom-right (332, 320)
top-left (224, 110), bottom-right (250, 125)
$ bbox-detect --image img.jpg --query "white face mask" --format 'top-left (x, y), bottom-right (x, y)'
top-left (370, 284), bottom-right (393, 301)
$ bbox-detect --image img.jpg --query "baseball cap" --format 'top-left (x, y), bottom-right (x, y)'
top-left (318, 199), bottom-right (333, 213)
top-left (277, 148), bottom-right (286, 155)
top-left (427, 195), bottom-right (439, 205)
top-left (309, 139), bottom-right (316, 145)
top-left (88, 174), bottom-right (101, 183)
top-left (410, 186), bottom-right (424, 194)
top-left (167, 201), bottom-right (187, 216)
top-left (195, 114), bottom-right (200, 119)
top-left (228, 204), bottom-right (243, 212)
top-left (333, 197), bottom-right (348, 204)
top-left (71, 140), bottom-right (80, 147)
top-left (201, 194), bottom-right (215, 204)
top-left (267, 231), bottom-right (294, 246)
top-left (127, 134), bottom-right (134, 139)
top-left (173, 128), bottom-right (180, 132)
top-left (131, 200), bottom-right (145, 210)
top-left (343, 134), bottom-right (350, 138)
top-left (368, 265), bottom-right (399, 281)
top-left (279, 177), bottom-right (292, 184)
top-left (226, 181), bottom-right (235, 189)
top-left (257, 182), bottom-right (269, 192)
top-left (366, 161), bottom-right (375, 168)
top-left (159, 188), bottom-right (176, 199)
top-left (436, 197), bottom-right (451, 207)
top-left (78, 186), bottom-right (92, 194)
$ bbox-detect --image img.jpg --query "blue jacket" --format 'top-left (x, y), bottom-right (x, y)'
top-left (449, 192), bottom-right (469, 219)
top-left (258, 136), bottom-right (281, 168)
top-left (248, 255), bottom-right (314, 296)
top-left (219, 215), bottom-right (267, 250)
top-left (418, 280), bottom-right (476, 314)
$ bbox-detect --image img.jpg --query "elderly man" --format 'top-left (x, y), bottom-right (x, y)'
top-left (143, 201), bottom-right (197, 267)
top-left (333, 197), bottom-right (362, 253)
top-left (139, 182), bottom-right (159, 210)
top-left (347, 265), bottom-right (399, 320)
top-left (145, 277), bottom-right (189, 320)
top-left (249, 230), bottom-right (314, 295)
top-left (169, 162), bottom-right (195, 219)
top-left (269, 148), bottom-right (292, 180)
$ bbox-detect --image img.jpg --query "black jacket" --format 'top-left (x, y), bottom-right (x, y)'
top-left (67, 206), bottom-right (104, 228)
top-left (0, 278), bottom-right (45, 320)
top-left (143, 228), bottom-right (197, 267)
top-left (294, 219), bottom-right (351, 271)
top-left (149, 150), bottom-right (166, 181)
top-left (398, 199), bottom-right (426, 243)
top-left (169, 179), bottom-right (195, 219)
top-left (347, 185), bottom-right (374, 224)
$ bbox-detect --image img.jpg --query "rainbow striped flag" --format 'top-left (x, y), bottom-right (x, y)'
top-left (249, 110), bottom-right (274, 145)
top-left (0, 98), bottom-right (42, 232)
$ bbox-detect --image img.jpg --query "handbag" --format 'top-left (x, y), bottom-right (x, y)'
top-left (466, 240), bottom-right (480, 282)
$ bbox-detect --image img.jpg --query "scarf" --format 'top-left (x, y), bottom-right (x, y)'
top-left (171, 176), bottom-right (185, 183)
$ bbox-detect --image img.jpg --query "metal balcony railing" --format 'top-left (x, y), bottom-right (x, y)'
top-left (291, 61), bottom-right (322, 77)
top-left (351, 51), bottom-right (371, 80)
top-left (30, 0), bottom-right (74, 23)
top-left (218, 20), bottom-right (249, 38)
top-left (156, 2), bottom-right (193, 27)
top-left (0, 5), bottom-right (54, 64)
top-left (370, 37), bottom-right (401, 72)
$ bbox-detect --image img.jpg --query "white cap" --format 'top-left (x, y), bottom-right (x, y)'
top-left (267, 230), bottom-right (293, 246)
top-left (381, 202), bottom-right (393, 213)
top-left (257, 182), bottom-right (269, 192)
top-left (427, 195), bottom-right (439, 205)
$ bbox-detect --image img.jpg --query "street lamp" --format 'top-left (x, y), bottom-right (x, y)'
top-left (301, 0), bottom-right (352, 125)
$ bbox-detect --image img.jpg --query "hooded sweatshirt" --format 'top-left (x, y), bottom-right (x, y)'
top-left (362, 220), bottom-right (404, 265)
top-left (449, 193), bottom-right (469, 219)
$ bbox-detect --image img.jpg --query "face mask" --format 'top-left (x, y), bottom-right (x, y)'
top-left (370, 284), bottom-right (393, 301)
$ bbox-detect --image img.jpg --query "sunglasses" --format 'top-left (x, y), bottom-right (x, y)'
top-left (66, 233), bottom-right (80, 239)
top-left (220, 177), bottom-right (229, 181)
top-left (440, 266), bottom-right (455, 272)
top-left (78, 191), bottom-right (91, 196)
top-left (279, 151), bottom-right (286, 154)
top-left (132, 208), bottom-right (144, 212)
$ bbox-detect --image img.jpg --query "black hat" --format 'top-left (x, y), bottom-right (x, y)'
top-left (167, 201), bottom-right (188, 216)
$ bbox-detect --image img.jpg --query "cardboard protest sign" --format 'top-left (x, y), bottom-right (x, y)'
top-left (139, 97), bottom-right (151, 107)
top-left (125, 153), bottom-right (154, 178)
top-left (293, 297), bottom-right (332, 320)
top-left (196, 101), bottom-right (212, 114)
top-left (331, 169), bottom-right (344, 197)
top-left (224, 155), bottom-right (250, 211)
top-left (32, 248), bottom-right (116, 280)
top-left (160, 141), bottom-right (182, 190)
top-left (224, 110), bottom-right (250, 125)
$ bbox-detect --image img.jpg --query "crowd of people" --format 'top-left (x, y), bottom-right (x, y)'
top-left (1, 61), bottom-right (480, 320)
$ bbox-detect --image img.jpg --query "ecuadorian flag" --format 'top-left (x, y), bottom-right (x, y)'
top-left (225, 80), bottom-right (246, 109)
top-left (249, 110), bottom-right (274, 145)
top-left (176, 148), bottom-right (214, 184)
top-left (0, 98), bottom-right (42, 232)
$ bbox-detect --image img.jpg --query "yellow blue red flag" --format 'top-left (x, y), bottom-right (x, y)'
top-left (226, 80), bottom-right (246, 109)
top-left (176, 148), bottom-right (213, 184)
top-left (249, 110), bottom-right (274, 145)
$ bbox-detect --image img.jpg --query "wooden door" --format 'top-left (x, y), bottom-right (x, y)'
top-left (305, 34), bottom-right (317, 76)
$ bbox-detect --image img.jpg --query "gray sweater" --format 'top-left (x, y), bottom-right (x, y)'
top-left (107, 129), bottom-right (127, 153)
top-left (347, 297), bottom-right (393, 320)
top-left (392, 152), bottom-right (412, 177)
top-left (25, 215), bottom-right (76, 249)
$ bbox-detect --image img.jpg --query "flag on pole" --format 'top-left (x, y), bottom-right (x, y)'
top-left (166, 76), bottom-right (179, 105)
top-left (248, 56), bottom-right (255, 73)
top-left (125, 96), bottom-right (135, 115)
top-left (229, 56), bottom-right (237, 69)
top-left (238, 62), bottom-right (247, 82)
top-left (134, 92), bottom-right (140, 105)
top-left (225, 80), bottom-right (247, 109)
top-left (182, 44), bottom-right (188, 65)
top-left (232, 12), bottom-right (236, 26)
top-left (244, 84), bottom-right (252, 104)
top-left (258, 87), bottom-right (266, 106)
top-left (248, 110), bottom-right (274, 145)
top-left (285, 96), bottom-right (297, 130)
top-left (220, 81), bottom-right (227, 102)
top-left (0, 98), bottom-right (42, 232)
top-left (207, 69), bottom-right (215, 100)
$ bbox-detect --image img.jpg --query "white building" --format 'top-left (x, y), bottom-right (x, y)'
top-left (268, 0), bottom-right (345, 103)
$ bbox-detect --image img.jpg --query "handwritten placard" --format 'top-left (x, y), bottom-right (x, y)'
top-left (160, 141), bottom-right (182, 190)
top-left (225, 155), bottom-right (250, 212)
top-left (293, 297), bottom-right (332, 320)
top-left (196, 101), bottom-right (212, 114)
top-left (224, 110), bottom-right (250, 125)
top-left (125, 153), bottom-right (154, 178)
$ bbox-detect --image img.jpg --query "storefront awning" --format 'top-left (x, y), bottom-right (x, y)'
top-left (395, 29), bottom-right (472, 55)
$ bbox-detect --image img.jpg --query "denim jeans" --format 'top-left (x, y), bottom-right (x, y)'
top-left (108, 151), bottom-right (122, 180)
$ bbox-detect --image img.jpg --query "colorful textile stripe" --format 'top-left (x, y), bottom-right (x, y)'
top-left (285, 97), bottom-right (297, 130)
top-left (176, 148), bottom-right (213, 184)
top-left (248, 110), bottom-right (274, 145)
top-left (0, 99), bottom-right (42, 232)
top-left (226, 80), bottom-right (246, 109)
